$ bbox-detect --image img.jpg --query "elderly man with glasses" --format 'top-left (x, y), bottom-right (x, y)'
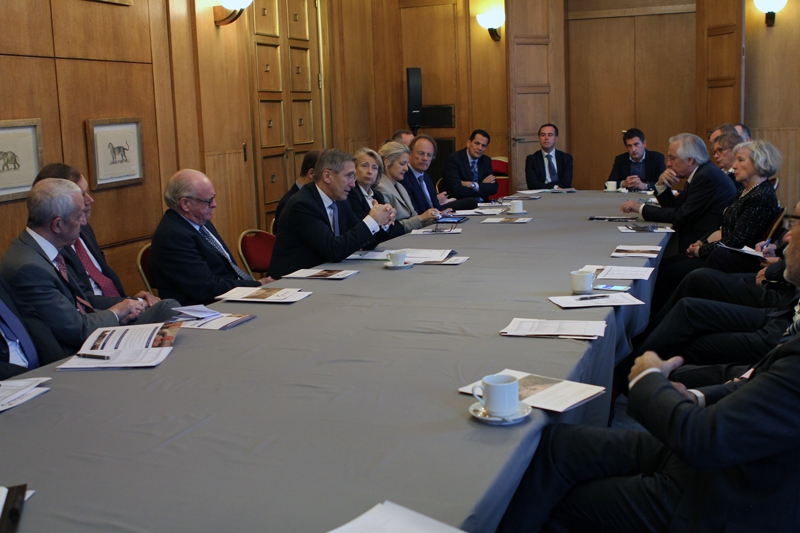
top-left (150, 169), bottom-right (270, 306)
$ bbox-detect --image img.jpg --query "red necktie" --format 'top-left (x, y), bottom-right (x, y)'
top-left (74, 239), bottom-right (121, 297)
top-left (54, 254), bottom-right (92, 314)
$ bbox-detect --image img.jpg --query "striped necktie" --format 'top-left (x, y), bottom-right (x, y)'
top-left (199, 225), bottom-right (254, 281)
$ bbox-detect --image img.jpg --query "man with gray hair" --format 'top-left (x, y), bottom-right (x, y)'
top-left (150, 169), bottom-right (270, 306)
top-left (620, 133), bottom-right (737, 252)
top-left (269, 149), bottom-right (397, 278)
top-left (0, 179), bottom-right (174, 354)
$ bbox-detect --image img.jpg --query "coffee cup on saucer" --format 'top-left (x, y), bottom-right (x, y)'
top-left (604, 181), bottom-right (618, 191)
top-left (472, 374), bottom-right (518, 418)
top-left (388, 250), bottom-right (407, 267)
top-left (508, 200), bottom-right (524, 213)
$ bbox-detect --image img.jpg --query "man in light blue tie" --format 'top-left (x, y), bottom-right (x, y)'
top-left (524, 123), bottom-right (574, 190)
top-left (441, 129), bottom-right (498, 204)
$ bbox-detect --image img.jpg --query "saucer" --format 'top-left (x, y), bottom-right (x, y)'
top-left (384, 261), bottom-right (413, 270)
top-left (469, 401), bottom-right (532, 426)
top-left (506, 210), bottom-right (527, 215)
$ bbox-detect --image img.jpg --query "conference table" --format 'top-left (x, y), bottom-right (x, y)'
top-left (0, 191), bottom-right (671, 532)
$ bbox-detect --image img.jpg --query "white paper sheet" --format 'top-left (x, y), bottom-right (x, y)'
top-left (327, 501), bottom-right (465, 533)
top-left (548, 292), bottom-right (644, 308)
top-left (282, 269), bottom-right (359, 279)
top-left (481, 218), bottom-right (532, 224)
top-left (596, 266), bottom-right (654, 280)
top-left (0, 377), bottom-right (50, 406)
top-left (500, 318), bottom-right (606, 338)
top-left (610, 245), bottom-right (662, 258)
top-left (216, 287), bottom-right (310, 303)
top-left (0, 387), bottom-right (50, 413)
top-left (454, 208), bottom-right (506, 216)
top-left (172, 305), bottom-right (222, 320)
top-left (409, 228), bottom-right (462, 235)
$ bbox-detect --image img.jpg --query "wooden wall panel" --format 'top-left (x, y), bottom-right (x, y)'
top-left (341, 0), bottom-right (375, 145)
top-left (55, 59), bottom-right (162, 245)
top-left (51, 0), bottom-right (152, 63)
top-left (0, 56), bottom-right (63, 252)
top-left (0, 0), bottom-right (54, 57)
top-left (371, 0), bottom-right (405, 140)
top-left (634, 13), bottom-right (695, 155)
top-left (752, 128), bottom-right (800, 210)
top-left (510, 1), bottom-right (548, 35)
top-left (103, 239), bottom-right (154, 296)
top-left (205, 152), bottom-right (258, 253)
top-left (568, 17), bottom-right (635, 189)
top-left (401, 5), bottom-right (459, 106)
top-left (468, 0), bottom-right (508, 157)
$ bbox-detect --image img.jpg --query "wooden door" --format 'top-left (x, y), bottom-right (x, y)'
top-left (251, 0), bottom-right (325, 231)
top-left (696, 0), bottom-right (745, 138)
top-left (506, 0), bottom-right (567, 192)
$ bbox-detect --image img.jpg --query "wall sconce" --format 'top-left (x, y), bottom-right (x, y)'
top-left (214, 0), bottom-right (253, 26)
top-left (476, 9), bottom-right (506, 41)
top-left (754, 0), bottom-right (787, 26)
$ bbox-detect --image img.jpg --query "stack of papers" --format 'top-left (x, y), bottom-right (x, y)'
top-left (549, 293), bottom-right (644, 308)
top-left (347, 249), bottom-right (452, 263)
top-left (178, 314), bottom-right (256, 331)
top-left (581, 265), bottom-right (654, 280)
top-left (459, 369), bottom-right (605, 413)
top-left (618, 225), bottom-right (674, 233)
top-left (454, 208), bottom-right (506, 216)
top-left (172, 305), bottom-right (222, 321)
top-left (409, 228), bottom-right (462, 235)
top-left (57, 322), bottom-right (180, 370)
top-left (216, 287), bottom-right (311, 303)
top-left (283, 269), bottom-right (359, 279)
top-left (589, 215), bottom-right (638, 221)
top-left (327, 501), bottom-right (464, 533)
top-left (500, 318), bottom-right (606, 340)
top-left (481, 217), bottom-right (532, 224)
top-left (610, 245), bottom-right (662, 258)
top-left (416, 256), bottom-right (468, 265)
top-left (0, 377), bottom-right (50, 412)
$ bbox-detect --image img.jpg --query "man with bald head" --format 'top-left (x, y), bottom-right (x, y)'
top-left (0, 179), bottom-right (171, 354)
top-left (151, 169), bottom-right (270, 305)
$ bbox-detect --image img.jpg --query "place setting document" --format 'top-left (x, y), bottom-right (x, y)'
top-left (500, 318), bottom-right (606, 340)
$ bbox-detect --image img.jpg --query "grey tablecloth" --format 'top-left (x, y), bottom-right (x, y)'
top-left (0, 191), bottom-right (670, 533)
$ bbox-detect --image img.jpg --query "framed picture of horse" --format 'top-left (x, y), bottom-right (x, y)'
top-left (0, 118), bottom-right (43, 203)
top-left (86, 117), bottom-right (144, 190)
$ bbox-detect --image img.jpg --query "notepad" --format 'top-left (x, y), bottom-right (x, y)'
top-left (216, 287), bottom-right (312, 302)
top-left (549, 293), bottom-right (644, 308)
top-left (282, 269), bottom-right (359, 279)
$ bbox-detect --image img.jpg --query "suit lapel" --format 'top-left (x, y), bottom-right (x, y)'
top-left (19, 231), bottom-right (88, 302)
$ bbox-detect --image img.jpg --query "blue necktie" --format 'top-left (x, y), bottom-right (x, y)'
top-left (0, 300), bottom-right (39, 369)
top-left (547, 153), bottom-right (558, 184)
top-left (330, 202), bottom-right (340, 237)
top-left (470, 159), bottom-right (479, 182)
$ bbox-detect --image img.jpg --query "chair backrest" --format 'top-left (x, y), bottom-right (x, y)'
top-left (491, 158), bottom-right (509, 176)
top-left (763, 207), bottom-right (787, 242)
top-left (435, 178), bottom-right (444, 193)
top-left (769, 176), bottom-right (780, 191)
top-left (238, 229), bottom-right (276, 277)
top-left (137, 243), bottom-right (156, 294)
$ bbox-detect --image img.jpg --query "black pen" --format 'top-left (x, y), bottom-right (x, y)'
top-left (576, 295), bottom-right (610, 301)
top-left (77, 354), bottom-right (111, 360)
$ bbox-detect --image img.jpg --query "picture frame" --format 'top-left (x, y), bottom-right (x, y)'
top-left (86, 117), bottom-right (145, 190)
top-left (0, 118), bottom-right (44, 203)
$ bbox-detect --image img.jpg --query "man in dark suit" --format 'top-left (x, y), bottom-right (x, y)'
top-left (0, 180), bottom-right (173, 354)
top-left (400, 135), bottom-right (474, 214)
top-left (0, 277), bottom-right (67, 379)
top-left (620, 133), bottom-right (737, 252)
top-left (269, 149), bottom-right (396, 279)
top-left (33, 163), bottom-right (161, 306)
top-left (497, 208), bottom-right (800, 531)
top-left (441, 129), bottom-right (498, 202)
top-left (607, 128), bottom-right (666, 190)
top-left (151, 169), bottom-right (270, 306)
top-left (524, 123), bottom-right (574, 189)
top-left (274, 150), bottom-right (321, 224)
top-left (711, 131), bottom-right (745, 190)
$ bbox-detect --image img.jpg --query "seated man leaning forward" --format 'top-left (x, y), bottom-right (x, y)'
top-left (268, 149), bottom-right (397, 279)
top-left (151, 169), bottom-right (270, 306)
top-left (496, 199), bottom-right (800, 532)
top-left (607, 128), bottom-right (666, 191)
top-left (0, 179), bottom-right (176, 354)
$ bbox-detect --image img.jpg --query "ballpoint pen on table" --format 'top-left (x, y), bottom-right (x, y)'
top-left (576, 295), bottom-right (610, 301)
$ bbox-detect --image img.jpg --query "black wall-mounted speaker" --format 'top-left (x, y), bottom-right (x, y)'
top-left (407, 68), bottom-right (423, 128)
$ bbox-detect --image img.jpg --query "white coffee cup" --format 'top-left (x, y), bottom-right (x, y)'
top-left (472, 374), bottom-right (519, 418)
top-left (604, 181), bottom-right (617, 191)
top-left (509, 200), bottom-right (524, 213)
top-left (570, 270), bottom-right (595, 294)
top-left (388, 250), bottom-right (407, 267)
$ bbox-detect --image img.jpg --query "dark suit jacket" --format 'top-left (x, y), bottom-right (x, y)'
top-left (400, 168), bottom-right (441, 213)
top-left (441, 149), bottom-right (498, 200)
top-left (150, 209), bottom-right (261, 306)
top-left (0, 277), bottom-right (68, 379)
top-left (0, 230), bottom-right (120, 352)
top-left (274, 182), bottom-right (301, 225)
top-left (525, 149), bottom-right (574, 189)
top-left (607, 150), bottom-right (666, 189)
top-left (629, 335), bottom-right (800, 532)
top-left (269, 184), bottom-right (384, 279)
top-left (642, 162), bottom-right (737, 251)
top-left (346, 186), bottom-right (405, 241)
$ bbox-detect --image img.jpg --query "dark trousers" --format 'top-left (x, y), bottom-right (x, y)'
top-left (497, 424), bottom-right (690, 532)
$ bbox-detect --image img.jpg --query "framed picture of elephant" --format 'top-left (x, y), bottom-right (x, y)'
top-left (86, 117), bottom-right (144, 190)
top-left (0, 118), bottom-right (43, 203)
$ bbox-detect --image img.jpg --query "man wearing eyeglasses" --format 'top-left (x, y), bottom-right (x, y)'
top-left (151, 169), bottom-right (269, 306)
